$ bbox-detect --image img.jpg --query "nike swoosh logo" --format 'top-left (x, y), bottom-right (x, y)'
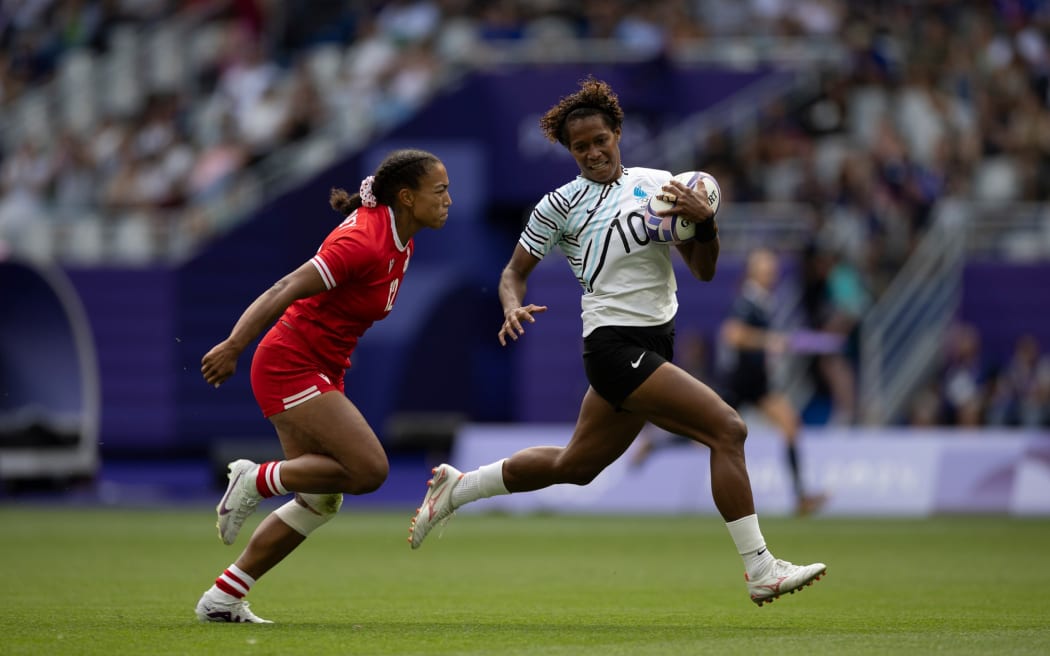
top-left (631, 353), bottom-right (646, 368)
top-left (757, 547), bottom-right (767, 556)
top-left (217, 471), bottom-right (244, 516)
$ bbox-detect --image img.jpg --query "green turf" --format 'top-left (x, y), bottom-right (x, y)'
top-left (1, 507), bottom-right (1048, 655)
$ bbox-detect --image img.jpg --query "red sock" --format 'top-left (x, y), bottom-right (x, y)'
top-left (214, 564), bottom-right (255, 599)
top-left (255, 461), bottom-right (288, 498)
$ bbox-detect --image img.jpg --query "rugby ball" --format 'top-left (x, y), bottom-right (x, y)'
top-left (645, 171), bottom-right (721, 244)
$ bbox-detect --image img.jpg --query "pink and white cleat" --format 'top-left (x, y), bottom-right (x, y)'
top-left (746, 559), bottom-right (827, 606)
top-left (408, 464), bottom-right (463, 549)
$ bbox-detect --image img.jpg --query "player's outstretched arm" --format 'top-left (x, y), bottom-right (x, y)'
top-left (497, 244), bottom-right (547, 346)
top-left (201, 261), bottom-right (329, 387)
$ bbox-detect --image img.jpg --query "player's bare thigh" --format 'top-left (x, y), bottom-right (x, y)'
top-left (557, 387), bottom-right (647, 473)
top-left (269, 391), bottom-right (387, 474)
top-left (623, 362), bottom-right (744, 446)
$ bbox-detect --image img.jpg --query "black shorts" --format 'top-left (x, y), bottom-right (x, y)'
top-left (583, 320), bottom-right (674, 409)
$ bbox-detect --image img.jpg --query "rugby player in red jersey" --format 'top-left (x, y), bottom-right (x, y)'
top-left (195, 149), bottom-right (451, 623)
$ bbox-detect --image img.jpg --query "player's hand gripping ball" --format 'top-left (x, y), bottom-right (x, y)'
top-left (645, 171), bottom-right (721, 243)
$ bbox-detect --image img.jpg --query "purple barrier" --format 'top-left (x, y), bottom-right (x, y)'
top-left (64, 267), bottom-right (177, 453)
top-left (958, 262), bottom-right (1050, 365)
top-left (453, 424), bottom-right (1050, 516)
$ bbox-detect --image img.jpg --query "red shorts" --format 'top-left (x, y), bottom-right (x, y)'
top-left (250, 323), bottom-right (345, 418)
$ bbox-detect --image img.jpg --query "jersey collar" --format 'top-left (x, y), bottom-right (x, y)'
top-left (577, 166), bottom-right (627, 187)
top-left (386, 206), bottom-right (409, 252)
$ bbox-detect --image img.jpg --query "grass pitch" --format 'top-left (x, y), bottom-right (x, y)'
top-left (1, 507), bottom-right (1048, 655)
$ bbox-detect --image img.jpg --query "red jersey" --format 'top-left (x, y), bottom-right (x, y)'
top-left (279, 205), bottom-right (412, 371)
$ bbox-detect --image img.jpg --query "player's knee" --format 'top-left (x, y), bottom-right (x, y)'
top-left (556, 457), bottom-right (605, 486)
top-left (331, 449), bottom-right (388, 495)
top-left (346, 458), bottom-right (388, 495)
top-left (274, 492), bottom-right (343, 536)
top-left (715, 408), bottom-right (748, 451)
top-left (565, 468), bottom-right (601, 486)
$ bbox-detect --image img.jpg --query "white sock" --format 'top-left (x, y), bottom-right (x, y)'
top-left (725, 514), bottom-right (775, 578)
top-left (451, 459), bottom-right (509, 508)
top-left (206, 585), bottom-right (238, 604)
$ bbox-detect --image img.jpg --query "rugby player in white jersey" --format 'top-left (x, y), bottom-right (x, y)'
top-left (409, 78), bottom-right (826, 607)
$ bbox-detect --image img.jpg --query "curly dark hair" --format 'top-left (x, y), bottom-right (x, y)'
top-left (539, 77), bottom-right (625, 147)
top-left (330, 148), bottom-right (442, 215)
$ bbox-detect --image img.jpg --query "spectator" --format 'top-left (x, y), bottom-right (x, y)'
top-left (51, 131), bottom-right (99, 217)
top-left (987, 334), bottom-right (1050, 428)
top-left (187, 115), bottom-right (249, 203)
top-left (0, 140), bottom-right (51, 250)
top-left (940, 323), bottom-right (988, 427)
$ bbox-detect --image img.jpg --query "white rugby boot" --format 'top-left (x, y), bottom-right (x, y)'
top-left (195, 590), bottom-right (272, 623)
top-left (215, 459), bottom-right (261, 545)
top-left (408, 464), bottom-right (463, 549)
top-left (745, 559), bottom-right (827, 606)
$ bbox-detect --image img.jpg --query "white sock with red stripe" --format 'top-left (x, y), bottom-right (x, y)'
top-left (255, 461), bottom-right (288, 498)
top-left (210, 564), bottom-right (256, 601)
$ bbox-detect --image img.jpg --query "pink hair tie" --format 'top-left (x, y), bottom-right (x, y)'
top-left (359, 175), bottom-right (377, 208)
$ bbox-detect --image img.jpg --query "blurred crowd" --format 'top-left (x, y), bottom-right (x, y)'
top-left (909, 324), bottom-right (1050, 428)
top-left (694, 1), bottom-right (1050, 296)
top-left (0, 0), bottom-right (458, 262)
top-left (1, 0), bottom-right (1048, 426)
top-left (2, 1), bottom-right (1048, 263)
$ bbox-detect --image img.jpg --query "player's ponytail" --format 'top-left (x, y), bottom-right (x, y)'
top-left (329, 187), bottom-right (360, 215)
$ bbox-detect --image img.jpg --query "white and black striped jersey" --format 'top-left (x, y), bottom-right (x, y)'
top-left (518, 166), bottom-right (678, 337)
